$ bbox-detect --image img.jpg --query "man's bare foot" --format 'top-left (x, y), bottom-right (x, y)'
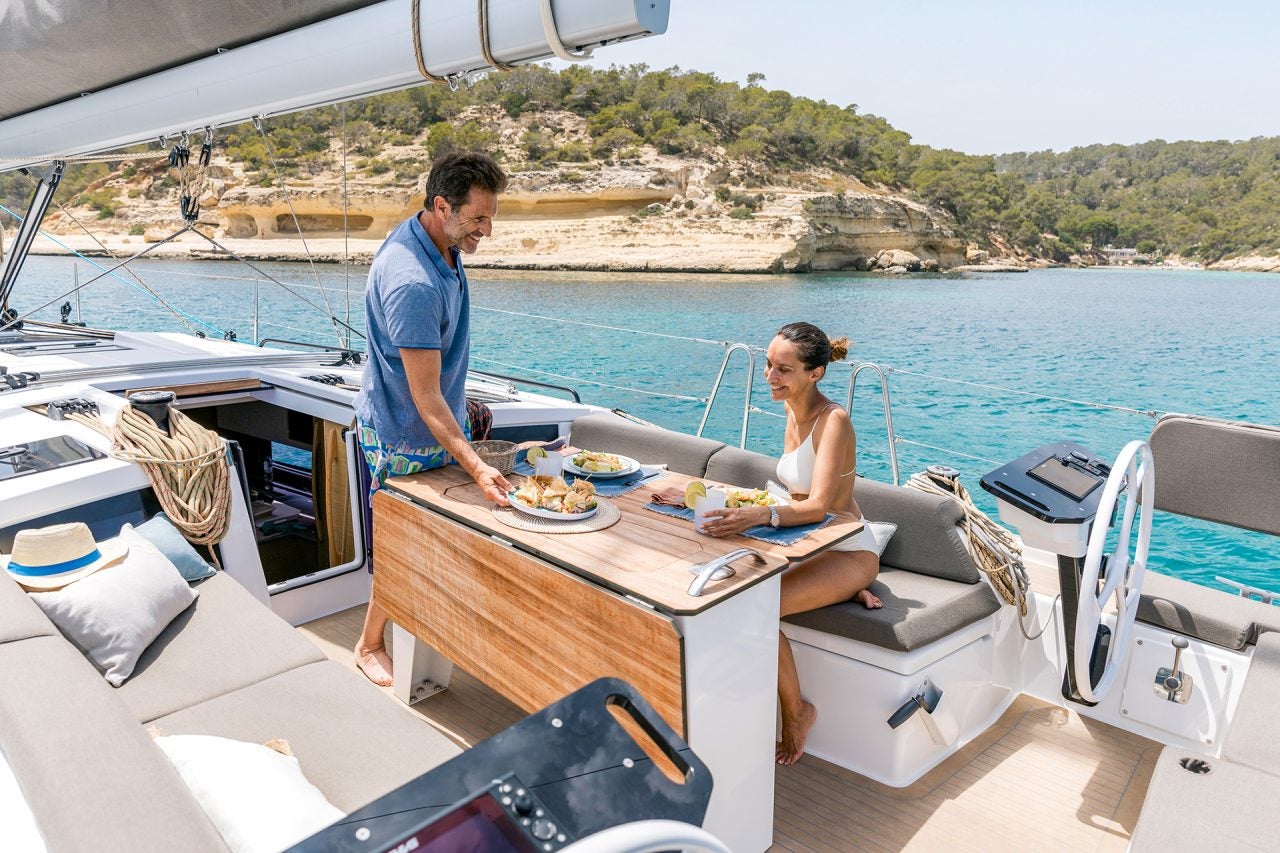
top-left (355, 644), bottom-right (393, 687)
top-left (776, 701), bottom-right (817, 765)
top-left (855, 588), bottom-right (883, 609)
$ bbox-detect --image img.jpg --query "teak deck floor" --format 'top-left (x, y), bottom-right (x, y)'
top-left (299, 606), bottom-right (1159, 852)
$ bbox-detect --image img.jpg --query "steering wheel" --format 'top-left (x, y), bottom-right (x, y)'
top-left (1074, 439), bottom-right (1155, 704)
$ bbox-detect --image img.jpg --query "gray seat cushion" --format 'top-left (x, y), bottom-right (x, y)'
top-left (705, 446), bottom-right (981, 584)
top-left (570, 412), bottom-right (724, 477)
top-left (1223, 631), bottom-right (1280, 771)
top-left (1130, 748), bottom-right (1280, 852)
top-left (153, 661), bottom-right (463, 813)
top-left (0, 635), bottom-right (228, 853)
top-left (1138, 571), bottom-right (1280, 650)
top-left (0, 574), bottom-right (56, 644)
top-left (784, 567), bottom-right (1001, 652)
top-left (118, 572), bottom-right (325, 723)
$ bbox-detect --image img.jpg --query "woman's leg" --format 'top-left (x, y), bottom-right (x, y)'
top-left (776, 550), bottom-right (880, 764)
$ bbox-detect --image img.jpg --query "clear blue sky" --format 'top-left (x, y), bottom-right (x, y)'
top-left (570, 0), bottom-right (1280, 155)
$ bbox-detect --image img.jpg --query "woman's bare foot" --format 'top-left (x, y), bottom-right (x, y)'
top-left (355, 644), bottom-right (393, 687)
top-left (776, 701), bottom-right (817, 765)
top-left (855, 588), bottom-right (883, 609)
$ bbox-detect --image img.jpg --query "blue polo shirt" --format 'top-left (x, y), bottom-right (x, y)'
top-left (355, 214), bottom-right (469, 448)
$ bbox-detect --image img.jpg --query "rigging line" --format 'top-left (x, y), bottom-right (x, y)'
top-left (0, 151), bottom-right (168, 165)
top-left (0, 217), bottom-right (227, 333)
top-left (15, 174), bottom-right (208, 338)
top-left (340, 103), bottom-right (352, 348)
top-left (893, 436), bottom-right (999, 466)
top-left (0, 208), bottom-right (220, 336)
top-left (470, 356), bottom-right (707, 402)
top-left (183, 229), bottom-right (366, 341)
top-left (251, 116), bottom-right (344, 348)
top-left (472, 305), bottom-right (733, 347)
top-left (747, 405), bottom-right (786, 419)
top-left (104, 265), bottom-right (360, 292)
top-left (883, 366), bottom-right (1162, 419)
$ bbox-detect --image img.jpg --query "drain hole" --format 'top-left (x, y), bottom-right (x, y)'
top-left (1179, 757), bottom-right (1213, 774)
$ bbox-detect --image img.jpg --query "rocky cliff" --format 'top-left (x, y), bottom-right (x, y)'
top-left (23, 108), bottom-right (970, 273)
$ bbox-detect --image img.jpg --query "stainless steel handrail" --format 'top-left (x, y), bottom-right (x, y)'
top-left (696, 343), bottom-right (756, 448)
top-left (846, 361), bottom-right (900, 486)
top-left (687, 547), bottom-right (765, 597)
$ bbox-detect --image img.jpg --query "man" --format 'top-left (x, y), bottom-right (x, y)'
top-left (352, 150), bottom-right (511, 686)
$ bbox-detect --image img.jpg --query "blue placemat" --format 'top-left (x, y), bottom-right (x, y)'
top-left (642, 503), bottom-right (835, 546)
top-left (513, 461), bottom-right (666, 497)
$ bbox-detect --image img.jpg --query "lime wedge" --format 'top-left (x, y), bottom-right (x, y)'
top-left (526, 446), bottom-right (548, 464)
top-left (685, 481), bottom-right (707, 509)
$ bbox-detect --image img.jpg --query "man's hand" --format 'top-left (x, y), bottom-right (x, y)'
top-left (473, 464), bottom-right (512, 506)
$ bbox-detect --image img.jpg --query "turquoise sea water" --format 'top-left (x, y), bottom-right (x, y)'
top-left (13, 256), bottom-right (1280, 593)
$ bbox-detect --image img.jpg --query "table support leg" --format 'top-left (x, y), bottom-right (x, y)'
top-left (675, 575), bottom-right (780, 853)
top-left (391, 623), bottom-right (454, 705)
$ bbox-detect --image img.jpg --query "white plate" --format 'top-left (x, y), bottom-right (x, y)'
top-left (563, 452), bottom-right (641, 480)
top-left (507, 494), bottom-right (600, 521)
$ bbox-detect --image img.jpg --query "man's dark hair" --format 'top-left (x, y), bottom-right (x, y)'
top-left (423, 151), bottom-right (508, 210)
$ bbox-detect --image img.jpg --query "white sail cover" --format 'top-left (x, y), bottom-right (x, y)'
top-left (0, 0), bottom-right (669, 170)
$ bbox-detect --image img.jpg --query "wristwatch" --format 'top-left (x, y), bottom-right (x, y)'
top-left (768, 506), bottom-right (781, 528)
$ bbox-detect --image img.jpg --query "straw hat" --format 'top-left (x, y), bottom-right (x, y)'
top-left (1, 522), bottom-right (128, 591)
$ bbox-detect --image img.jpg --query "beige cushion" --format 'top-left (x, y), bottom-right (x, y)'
top-left (0, 636), bottom-right (228, 853)
top-left (1137, 571), bottom-right (1280, 650)
top-left (117, 572), bottom-right (325, 723)
top-left (28, 527), bottom-right (198, 686)
top-left (153, 661), bottom-right (463, 813)
top-left (570, 412), bottom-right (724, 477)
top-left (784, 567), bottom-right (1001, 652)
top-left (0, 575), bottom-right (55, 644)
top-left (1223, 631), bottom-right (1280, 771)
top-left (1150, 414), bottom-right (1280, 536)
top-left (705, 445), bottom-right (981, 583)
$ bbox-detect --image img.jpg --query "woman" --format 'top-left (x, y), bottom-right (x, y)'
top-left (700, 321), bottom-right (881, 765)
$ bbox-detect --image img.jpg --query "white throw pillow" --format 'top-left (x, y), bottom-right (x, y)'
top-left (866, 520), bottom-right (898, 558)
top-left (155, 735), bottom-right (344, 853)
top-left (28, 526), bottom-right (197, 686)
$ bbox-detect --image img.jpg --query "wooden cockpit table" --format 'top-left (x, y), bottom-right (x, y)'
top-left (374, 465), bottom-right (863, 853)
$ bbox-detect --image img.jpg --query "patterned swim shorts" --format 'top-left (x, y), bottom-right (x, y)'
top-left (356, 417), bottom-right (471, 494)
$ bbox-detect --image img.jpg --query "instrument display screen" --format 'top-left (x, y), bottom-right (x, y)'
top-left (383, 792), bottom-right (540, 853)
top-left (1028, 458), bottom-right (1102, 501)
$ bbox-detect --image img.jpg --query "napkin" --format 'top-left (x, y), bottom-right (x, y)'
top-left (650, 486), bottom-right (689, 508)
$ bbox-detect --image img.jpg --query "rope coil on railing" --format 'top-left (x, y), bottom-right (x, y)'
top-left (904, 469), bottom-right (1025, 614)
top-left (68, 406), bottom-right (233, 567)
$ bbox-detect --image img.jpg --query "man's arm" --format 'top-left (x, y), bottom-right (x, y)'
top-left (402, 347), bottom-right (511, 504)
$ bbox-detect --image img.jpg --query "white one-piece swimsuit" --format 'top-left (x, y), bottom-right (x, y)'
top-left (776, 410), bottom-right (879, 554)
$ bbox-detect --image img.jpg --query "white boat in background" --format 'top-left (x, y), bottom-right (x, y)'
top-left (3, 3), bottom-right (1280, 852)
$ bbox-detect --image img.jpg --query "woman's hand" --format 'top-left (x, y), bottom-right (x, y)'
top-left (698, 505), bottom-right (770, 537)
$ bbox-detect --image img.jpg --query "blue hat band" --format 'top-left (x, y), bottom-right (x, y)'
top-left (7, 549), bottom-right (103, 577)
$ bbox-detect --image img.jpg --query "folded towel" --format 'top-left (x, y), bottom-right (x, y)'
top-left (641, 503), bottom-right (835, 546)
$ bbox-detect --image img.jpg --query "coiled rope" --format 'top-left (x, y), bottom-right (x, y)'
top-left (904, 468), bottom-right (1062, 640)
top-left (68, 406), bottom-right (232, 567)
top-left (904, 469), bottom-right (1025, 613)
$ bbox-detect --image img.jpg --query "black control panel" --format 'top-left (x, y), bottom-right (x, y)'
top-left (981, 440), bottom-right (1113, 524)
top-left (288, 679), bottom-right (712, 853)
top-left (370, 773), bottom-right (572, 853)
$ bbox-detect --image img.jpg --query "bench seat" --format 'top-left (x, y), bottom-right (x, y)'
top-left (783, 567), bottom-right (1001, 652)
top-left (1138, 570), bottom-right (1280, 650)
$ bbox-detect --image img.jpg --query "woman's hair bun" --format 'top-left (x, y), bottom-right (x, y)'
top-left (828, 336), bottom-right (851, 363)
